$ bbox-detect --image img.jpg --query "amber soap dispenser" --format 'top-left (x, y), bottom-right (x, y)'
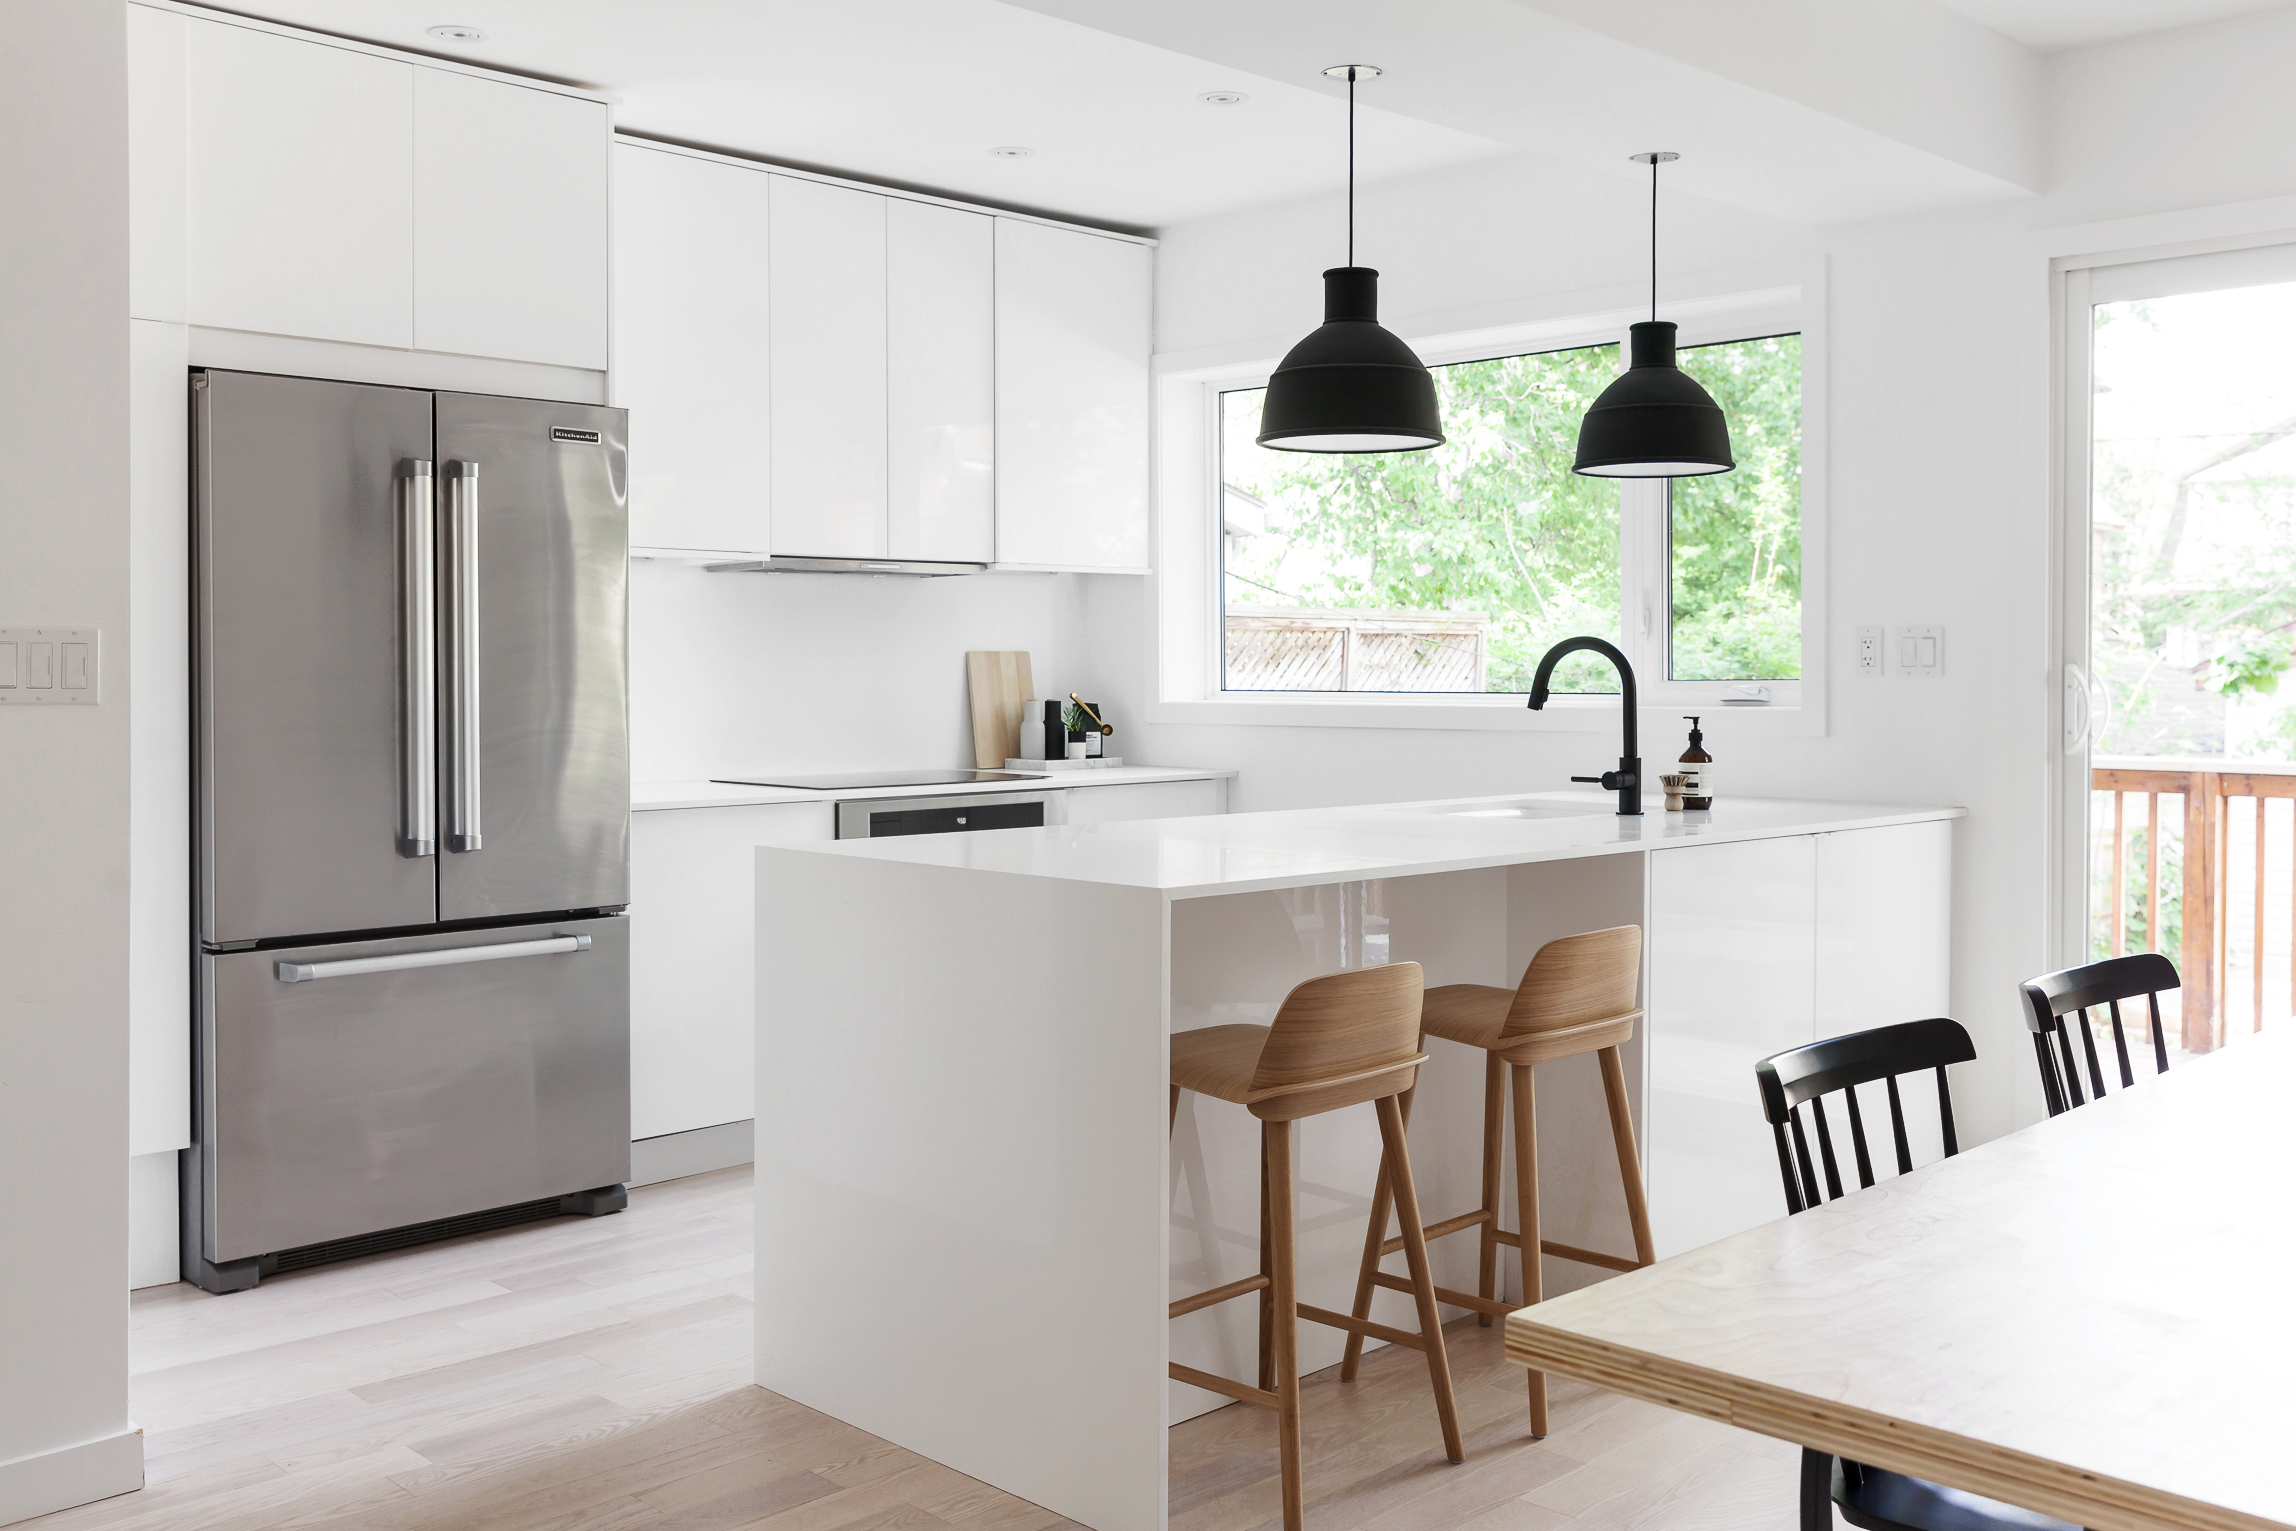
top-left (1679, 716), bottom-right (1712, 810)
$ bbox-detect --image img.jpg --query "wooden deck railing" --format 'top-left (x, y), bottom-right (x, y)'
top-left (2091, 757), bottom-right (2296, 1052)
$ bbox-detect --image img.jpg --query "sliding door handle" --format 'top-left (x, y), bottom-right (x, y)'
top-left (442, 460), bottom-right (482, 852)
top-left (276, 932), bottom-right (590, 983)
top-left (396, 459), bottom-right (436, 857)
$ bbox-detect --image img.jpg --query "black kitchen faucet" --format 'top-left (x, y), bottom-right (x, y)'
top-left (1527, 636), bottom-right (1642, 816)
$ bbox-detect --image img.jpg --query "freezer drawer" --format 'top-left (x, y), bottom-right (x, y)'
top-left (198, 915), bottom-right (629, 1264)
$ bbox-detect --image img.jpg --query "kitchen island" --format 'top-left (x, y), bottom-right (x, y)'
top-left (752, 792), bottom-right (1961, 1531)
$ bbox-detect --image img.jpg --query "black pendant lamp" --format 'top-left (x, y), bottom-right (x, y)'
top-left (1573, 152), bottom-right (1734, 478)
top-left (1256, 65), bottom-right (1443, 453)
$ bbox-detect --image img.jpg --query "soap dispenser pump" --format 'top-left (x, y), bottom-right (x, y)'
top-left (1679, 716), bottom-right (1712, 810)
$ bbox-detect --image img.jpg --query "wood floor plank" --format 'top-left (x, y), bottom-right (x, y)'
top-left (25, 1167), bottom-right (1808, 1531)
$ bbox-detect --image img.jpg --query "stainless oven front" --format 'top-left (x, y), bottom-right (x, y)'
top-left (834, 790), bottom-right (1059, 839)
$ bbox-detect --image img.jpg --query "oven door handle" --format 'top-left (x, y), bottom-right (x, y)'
top-left (276, 933), bottom-right (589, 984)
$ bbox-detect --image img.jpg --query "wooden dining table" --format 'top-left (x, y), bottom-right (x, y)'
top-left (1504, 1028), bottom-right (2296, 1531)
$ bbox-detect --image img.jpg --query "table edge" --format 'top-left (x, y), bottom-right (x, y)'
top-left (1503, 1313), bottom-right (2291, 1531)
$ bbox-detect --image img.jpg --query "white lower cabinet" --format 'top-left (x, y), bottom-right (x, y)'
top-left (630, 802), bottom-right (831, 1141)
top-left (1063, 778), bottom-right (1224, 823)
top-left (631, 780), bottom-right (1227, 1147)
top-left (1645, 822), bottom-right (1950, 1258)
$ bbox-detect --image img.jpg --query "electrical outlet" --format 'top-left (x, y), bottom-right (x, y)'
top-left (0, 627), bottom-right (99, 704)
top-left (1856, 626), bottom-right (1884, 676)
top-left (1896, 624), bottom-right (1943, 679)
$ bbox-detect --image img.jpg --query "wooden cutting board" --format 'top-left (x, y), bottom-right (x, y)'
top-left (965, 651), bottom-right (1034, 769)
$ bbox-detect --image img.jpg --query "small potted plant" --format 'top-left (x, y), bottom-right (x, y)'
top-left (1062, 702), bottom-right (1091, 760)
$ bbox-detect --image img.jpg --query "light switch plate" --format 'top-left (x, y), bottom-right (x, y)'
top-left (0, 627), bottom-right (100, 704)
top-left (1896, 624), bottom-right (1943, 679)
top-left (1856, 625), bottom-right (1884, 676)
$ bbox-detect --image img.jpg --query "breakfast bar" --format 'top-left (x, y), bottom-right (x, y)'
top-left (751, 792), bottom-right (1961, 1531)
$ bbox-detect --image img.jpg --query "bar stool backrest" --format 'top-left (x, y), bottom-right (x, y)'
top-left (1250, 962), bottom-right (1425, 1113)
top-left (1502, 925), bottom-right (1642, 1038)
top-left (2019, 952), bottom-right (2177, 1117)
top-left (1754, 1018), bottom-right (1976, 1215)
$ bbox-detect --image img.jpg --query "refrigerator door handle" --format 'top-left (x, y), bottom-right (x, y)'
top-left (396, 459), bottom-right (437, 857)
top-left (275, 931), bottom-right (591, 983)
top-left (442, 460), bottom-right (483, 852)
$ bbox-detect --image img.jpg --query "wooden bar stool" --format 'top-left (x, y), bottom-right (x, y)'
top-left (1169, 961), bottom-right (1464, 1531)
top-left (1338, 926), bottom-right (1654, 1438)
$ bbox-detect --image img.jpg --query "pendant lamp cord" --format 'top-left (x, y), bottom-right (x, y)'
top-left (1648, 153), bottom-right (1658, 324)
top-left (1347, 67), bottom-right (1356, 268)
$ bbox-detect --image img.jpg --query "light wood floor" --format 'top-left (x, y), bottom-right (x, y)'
top-left (29, 1167), bottom-right (1796, 1531)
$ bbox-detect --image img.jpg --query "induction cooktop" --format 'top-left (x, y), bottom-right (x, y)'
top-left (711, 768), bottom-right (1048, 790)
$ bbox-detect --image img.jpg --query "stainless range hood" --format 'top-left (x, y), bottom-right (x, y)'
top-left (706, 555), bottom-right (987, 577)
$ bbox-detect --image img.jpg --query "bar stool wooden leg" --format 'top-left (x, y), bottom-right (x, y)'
top-left (1509, 1060), bottom-right (1548, 1437)
top-left (1264, 1118), bottom-right (1304, 1531)
top-left (1258, 1129), bottom-right (1275, 1393)
top-left (1477, 1054), bottom-right (1504, 1325)
top-left (1598, 1045), bottom-right (1657, 1266)
top-left (1338, 1085), bottom-right (1414, 1382)
top-left (1375, 1093), bottom-right (1466, 1463)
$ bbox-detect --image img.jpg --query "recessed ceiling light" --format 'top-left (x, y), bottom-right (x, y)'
top-left (426, 24), bottom-right (486, 43)
top-left (988, 145), bottom-right (1034, 159)
top-left (1199, 90), bottom-right (1249, 106)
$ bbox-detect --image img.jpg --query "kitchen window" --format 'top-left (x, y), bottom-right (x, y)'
top-left (1216, 330), bottom-right (1804, 704)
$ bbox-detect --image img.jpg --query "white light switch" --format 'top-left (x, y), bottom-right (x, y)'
top-left (0, 628), bottom-right (100, 704)
top-left (1897, 624), bottom-right (1944, 679)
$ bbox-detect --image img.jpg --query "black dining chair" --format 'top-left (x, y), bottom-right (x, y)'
top-left (2019, 953), bottom-right (2177, 1116)
top-left (1756, 1019), bottom-right (2080, 1531)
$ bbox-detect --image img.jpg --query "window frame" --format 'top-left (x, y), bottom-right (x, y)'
top-left (1148, 264), bottom-right (1827, 735)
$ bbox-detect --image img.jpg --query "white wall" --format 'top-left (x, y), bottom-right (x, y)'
top-left (630, 560), bottom-right (1108, 780)
top-left (0, 0), bottom-right (144, 1522)
top-left (1099, 15), bottom-right (2296, 1150)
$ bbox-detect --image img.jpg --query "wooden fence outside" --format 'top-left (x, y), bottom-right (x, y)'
top-left (2092, 757), bottom-right (2296, 1052)
top-left (1224, 606), bottom-right (1490, 692)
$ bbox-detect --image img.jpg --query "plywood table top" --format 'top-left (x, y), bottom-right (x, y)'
top-left (1505, 1030), bottom-right (2296, 1531)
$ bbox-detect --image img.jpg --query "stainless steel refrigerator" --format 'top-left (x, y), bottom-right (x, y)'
top-left (184, 368), bottom-right (632, 1293)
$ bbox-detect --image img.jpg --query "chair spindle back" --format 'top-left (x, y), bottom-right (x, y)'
top-left (1754, 1018), bottom-right (1977, 1216)
top-left (2018, 953), bottom-right (2177, 1116)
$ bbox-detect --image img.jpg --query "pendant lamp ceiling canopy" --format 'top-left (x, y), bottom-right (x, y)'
top-left (1573, 152), bottom-right (1735, 479)
top-left (1256, 65), bottom-right (1443, 454)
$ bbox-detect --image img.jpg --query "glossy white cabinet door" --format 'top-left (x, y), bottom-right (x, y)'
top-left (993, 220), bottom-right (1151, 571)
top-left (128, 4), bottom-right (188, 324)
top-left (1646, 834), bottom-right (1816, 1258)
top-left (1061, 779), bottom-right (1223, 823)
top-left (413, 70), bottom-right (608, 369)
top-left (186, 19), bottom-right (413, 348)
top-left (770, 176), bottom-right (887, 558)
top-left (630, 802), bottom-right (832, 1140)
top-left (614, 144), bottom-right (773, 555)
top-left (1816, 820), bottom-right (1954, 1162)
top-left (886, 200), bottom-right (994, 563)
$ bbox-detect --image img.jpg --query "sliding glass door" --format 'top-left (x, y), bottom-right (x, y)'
top-left (2061, 243), bottom-right (2296, 1056)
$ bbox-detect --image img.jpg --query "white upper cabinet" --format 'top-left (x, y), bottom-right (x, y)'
top-left (185, 18), bottom-right (415, 349)
top-left (887, 201), bottom-right (995, 563)
top-left (612, 144), bottom-right (773, 556)
top-left (769, 176), bottom-right (888, 559)
top-left (164, 10), bottom-right (607, 368)
top-left (993, 219), bottom-right (1152, 571)
top-left (413, 70), bottom-right (608, 369)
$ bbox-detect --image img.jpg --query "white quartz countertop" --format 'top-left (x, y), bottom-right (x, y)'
top-left (632, 764), bottom-right (1236, 812)
top-left (756, 791), bottom-right (1964, 898)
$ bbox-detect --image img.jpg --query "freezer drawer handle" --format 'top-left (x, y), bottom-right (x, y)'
top-left (397, 459), bottom-right (437, 858)
top-left (275, 932), bottom-right (589, 984)
top-left (442, 460), bottom-right (483, 852)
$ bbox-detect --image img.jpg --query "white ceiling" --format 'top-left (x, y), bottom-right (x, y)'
top-left (191, 0), bottom-right (1505, 229)
top-left (1935, 0), bottom-right (2292, 50)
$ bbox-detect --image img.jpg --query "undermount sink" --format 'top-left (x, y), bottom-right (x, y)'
top-left (1408, 798), bottom-right (1613, 820)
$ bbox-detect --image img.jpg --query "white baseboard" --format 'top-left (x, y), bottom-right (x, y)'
top-left (629, 1120), bottom-right (754, 1188)
top-left (0, 1429), bottom-right (143, 1527)
top-left (128, 1151), bottom-right (180, 1290)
